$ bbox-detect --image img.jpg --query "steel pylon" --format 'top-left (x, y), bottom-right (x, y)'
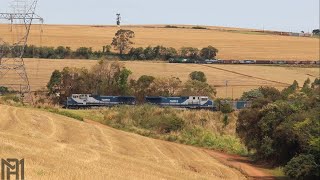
top-left (0, 0), bottom-right (43, 103)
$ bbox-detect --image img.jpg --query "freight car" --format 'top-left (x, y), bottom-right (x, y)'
top-left (65, 94), bottom-right (136, 108)
top-left (255, 60), bottom-right (272, 64)
top-left (218, 100), bottom-right (252, 110)
top-left (145, 96), bottom-right (217, 110)
top-left (239, 60), bottom-right (256, 64)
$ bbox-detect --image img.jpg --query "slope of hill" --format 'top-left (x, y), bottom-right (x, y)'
top-left (0, 104), bottom-right (250, 179)
top-left (0, 24), bottom-right (319, 60)
top-left (14, 59), bottom-right (320, 98)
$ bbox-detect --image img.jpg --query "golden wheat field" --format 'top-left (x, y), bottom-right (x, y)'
top-left (2, 59), bottom-right (318, 98)
top-left (0, 104), bottom-right (248, 180)
top-left (0, 24), bottom-right (319, 60)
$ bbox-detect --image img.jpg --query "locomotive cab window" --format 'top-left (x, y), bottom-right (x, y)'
top-left (201, 98), bottom-right (208, 101)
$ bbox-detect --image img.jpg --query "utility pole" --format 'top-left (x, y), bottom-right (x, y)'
top-left (116, 13), bottom-right (121, 27)
top-left (225, 80), bottom-right (229, 98)
top-left (0, 0), bottom-right (43, 103)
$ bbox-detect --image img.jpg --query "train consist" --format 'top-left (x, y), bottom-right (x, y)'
top-left (66, 94), bottom-right (136, 108)
top-left (169, 58), bottom-right (320, 65)
top-left (145, 96), bottom-right (216, 110)
top-left (65, 94), bottom-right (251, 111)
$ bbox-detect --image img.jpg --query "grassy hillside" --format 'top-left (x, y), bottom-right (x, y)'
top-left (0, 104), bottom-right (247, 179)
top-left (60, 105), bottom-right (248, 155)
top-left (0, 24), bottom-right (318, 60)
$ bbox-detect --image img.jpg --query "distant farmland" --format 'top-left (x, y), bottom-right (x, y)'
top-left (0, 24), bottom-right (319, 60)
top-left (14, 59), bottom-right (320, 98)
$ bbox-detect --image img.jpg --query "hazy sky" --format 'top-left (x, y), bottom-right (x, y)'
top-left (0, 0), bottom-right (319, 32)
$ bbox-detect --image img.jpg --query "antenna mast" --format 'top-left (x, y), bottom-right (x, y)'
top-left (0, 0), bottom-right (43, 103)
top-left (116, 13), bottom-right (121, 27)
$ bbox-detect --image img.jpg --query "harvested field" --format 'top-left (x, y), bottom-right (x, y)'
top-left (0, 104), bottom-right (250, 179)
top-left (3, 59), bottom-right (318, 98)
top-left (0, 24), bottom-right (319, 60)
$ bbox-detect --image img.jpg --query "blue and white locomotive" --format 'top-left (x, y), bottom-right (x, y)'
top-left (66, 94), bottom-right (136, 108)
top-left (145, 96), bottom-right (216, 110)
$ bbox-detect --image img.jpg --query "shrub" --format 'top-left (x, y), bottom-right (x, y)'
top-left (0, 86), bottom-right (9, 94)
top-left (284, 154), bottom-right (319, 180)
top-left (157, 115), bottom-right (185, 133)
top-left (2, 94), bottom-right (20, 103)
top-left (192, 26), bottom-right (207, 30)
top-left (223, 114), bottom-right (229, 127)
top-left (164, 25), bottom-right (179, 28)
top-left (220, 103), bottom-right (234, 114)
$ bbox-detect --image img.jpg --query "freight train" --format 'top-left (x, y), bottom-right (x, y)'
top-left (65, 94), bottom-right (251, 111)
top-left (169, 58), bottom-right (320, 65)
top-left (66, 94), bottom-right (136, 109)
top-left (145, 96), bottom-right (216, 110)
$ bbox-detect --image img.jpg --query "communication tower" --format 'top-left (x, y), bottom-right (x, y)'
top-left (116, 13), bottom-right (121, 27)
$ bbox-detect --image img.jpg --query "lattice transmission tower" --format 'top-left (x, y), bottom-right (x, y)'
top-left (0, 0), bottom-right (43, 103)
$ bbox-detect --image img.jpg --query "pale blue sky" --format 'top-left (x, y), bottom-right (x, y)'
top-left (0, 0), bottom-right (319, 32)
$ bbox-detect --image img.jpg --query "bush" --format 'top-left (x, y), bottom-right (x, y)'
top-left (220, 103), bottom-right (234, 114)
top-left (0, 86), bottom-right (9, 94)
top-left (284, 154), bottom-right (319, 180)
top-left (164, 25), bottom-right (179, 28)
top-left (98, 105), bottom-right (247, 155)
top-left (192, 26), bottom-right (207, 30)
top-left (237, 79), bottom-right (320, 179)
top-left (2, 94), bottom-right (20, 103)
top-left (157, 115), bottom-right (185, 133)
top-left (181, 127), bottom-right (247, 155)
top-left (223, 114), bottom-right (229, 127)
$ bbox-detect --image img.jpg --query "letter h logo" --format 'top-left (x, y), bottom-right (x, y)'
top-left (1, 159), bottom-right (24, 180)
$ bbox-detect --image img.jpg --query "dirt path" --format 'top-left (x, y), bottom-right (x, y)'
top-left (203, 150), bottom-right (275, 180)
top-left (0, 105), bottom-right (248, 180)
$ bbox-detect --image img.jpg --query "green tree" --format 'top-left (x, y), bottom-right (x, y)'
top-left (241, 89), bottom-right (263, 101)
top-left (237, 79), bottom-right (320, 179)
top-left (111, 29), bottom-right (135, 55)
top-left (131, 75), bottom-right (155, 102)
top-left (117, 68), bottom-right (132, 95)
top-left (103, 45), bottom-right (112, 54)
top-left (282, 80), bottom-right (299, 98)
top-left (47, 70), bottom-right (62, 94)
top-left (0, 86), bottom-right (9, 94)
top-left (179, 47), bottom-right (199, 59)
top-left (180, 80), bottom-right (216, 98)
top-left (200, 45), bottom-right (219, 59)
top-left (74, 47), bottom-right (93, 59)
top-left (151, 77), bottom-right (182, 96)
top-left (189, 71), bottom-right (207, 82)
top-left (284, 154), bottom-right (319, 180)
top-left (312, 29), bottom-right (320, 35)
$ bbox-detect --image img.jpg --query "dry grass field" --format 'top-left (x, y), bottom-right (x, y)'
top-left (0, 24), bottom-right (319, 60)
top-left (0, 104), bottom-right (249, 179)
top-left (2, 59), bottom-right (318, 98)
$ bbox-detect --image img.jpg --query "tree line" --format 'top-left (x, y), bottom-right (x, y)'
top-left (0, 29), bottom-right (218, 61)
top-left (237, 78), bottom-right (320, 180)
top-left (9, 45), bottom-right (216, 61)
top-left (46, 60), bottom-right (216, 104)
